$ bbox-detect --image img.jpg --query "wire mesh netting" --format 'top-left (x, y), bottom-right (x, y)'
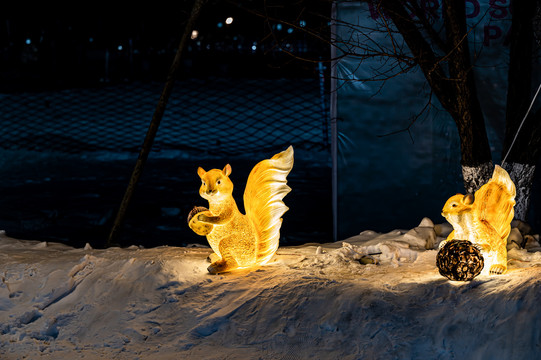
top-left (0, 77), bottom-right (329, 155)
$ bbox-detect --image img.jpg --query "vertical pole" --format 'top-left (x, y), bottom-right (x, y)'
top-left (108, 0), bottom-right (207, 247)
top-left (330, 1), bottom-right (339, 242)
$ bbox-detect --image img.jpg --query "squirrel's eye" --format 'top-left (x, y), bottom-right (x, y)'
top-left (202, 181), bottom-right (206, 186)
top-left (217, 180), bottom-right (222, 185)
top-left (451, 203), bottom-right (457, 207)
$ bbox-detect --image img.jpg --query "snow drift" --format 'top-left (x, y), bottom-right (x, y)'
top-left (1, 218), bottom-right (541, 359)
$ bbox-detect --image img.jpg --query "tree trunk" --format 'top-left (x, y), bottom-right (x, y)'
top-left (461, 162), bottom-right (494, 195)
top-left (381, 0), bottom-right (493, 191)
top-left (441, 0), bottom-right (492, 171)
top-left (503, 162), bottom-right (536, 221)
top-left (502, 0), bottom-right (541, 222)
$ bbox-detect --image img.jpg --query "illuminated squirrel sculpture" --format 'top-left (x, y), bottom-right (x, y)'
top-left (441, 165), bottom-right (516, 275)
top-left (189, 146), bottom-right (294, 274)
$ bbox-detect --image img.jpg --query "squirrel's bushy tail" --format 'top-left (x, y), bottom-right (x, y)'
top-left (475, 165), bottom-right (516, 240)
top-left (492, 165), bottom-right (516, 198)
top-left (244, 146), bottom-right (294, 266)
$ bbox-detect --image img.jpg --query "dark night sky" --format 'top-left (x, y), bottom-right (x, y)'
top-left (1, 2), bottom-right (331, 90)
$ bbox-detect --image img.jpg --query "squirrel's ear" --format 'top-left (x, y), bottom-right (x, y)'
top-left (223, 164), bottom-right (232, 177)
top-left (462, 193), bottom-right (474, 205)
top-left (197, 167), bottom-right (206, 178)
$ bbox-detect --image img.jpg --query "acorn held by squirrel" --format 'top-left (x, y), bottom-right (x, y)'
top-left (440, 165), bottom-right (516, 275)
top-left (188, 146), bottom-right (294, 274)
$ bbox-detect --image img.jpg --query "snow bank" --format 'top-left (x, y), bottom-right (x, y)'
top-left (1, 220), bottom-right (541, 359)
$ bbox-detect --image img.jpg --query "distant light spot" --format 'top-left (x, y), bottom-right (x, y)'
top-left (117, 45), bottom-right (123, 51)
top-left (25, 38), bottom-right (31, 45)
top-left (300, 20), bottom-right (306, 27)
top-left (276, 24), bottom-right (282, 31)
top-left (191, 30), bottom-right (199, 40)
top-left (225, 17), bottom-right (233, 25)
top-left (287, 28), bottom-right (293, 34)
top-left (217, 22), bottom-right (223, 28)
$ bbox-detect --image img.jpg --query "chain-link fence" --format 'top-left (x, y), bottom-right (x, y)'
top-left (0, 77), bottom-right (329, 156)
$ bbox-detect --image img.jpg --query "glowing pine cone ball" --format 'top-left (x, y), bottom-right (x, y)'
top-left (436, 240), bottom-right (484, 281)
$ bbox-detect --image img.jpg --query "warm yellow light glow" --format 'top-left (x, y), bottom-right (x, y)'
top-left (191, 30), bottom-right (199, 40)
top-left (225, 17), bottom-right (233, 25)
top-left (441, 165), bottom-right (516, 275)
top-left (189, 146), bottom-right (294, 274)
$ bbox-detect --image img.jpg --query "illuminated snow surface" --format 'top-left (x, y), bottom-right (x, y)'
top-left (2, 218), bottom-right (541, 360)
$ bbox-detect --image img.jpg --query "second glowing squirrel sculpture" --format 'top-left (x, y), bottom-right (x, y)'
top-left (441, 165), bottom-right (516, 275)
top-left (189, 146), bottom-right (294, 274)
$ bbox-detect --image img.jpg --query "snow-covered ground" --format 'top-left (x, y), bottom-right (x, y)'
top-left (2, 217), bottom-right (541, 359)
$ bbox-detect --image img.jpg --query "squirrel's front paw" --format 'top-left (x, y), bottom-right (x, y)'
top-left (479, 243), bottom-right (492, 252)
top-left (187, 207), bottom-right (213, 236)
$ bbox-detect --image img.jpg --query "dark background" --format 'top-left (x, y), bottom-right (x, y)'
top-left (4, 2), bottom-right (539, 249)
top-left (1, 2), bottom-right (331, 90)
top-left (0, 2), bottom-right (334, 249)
